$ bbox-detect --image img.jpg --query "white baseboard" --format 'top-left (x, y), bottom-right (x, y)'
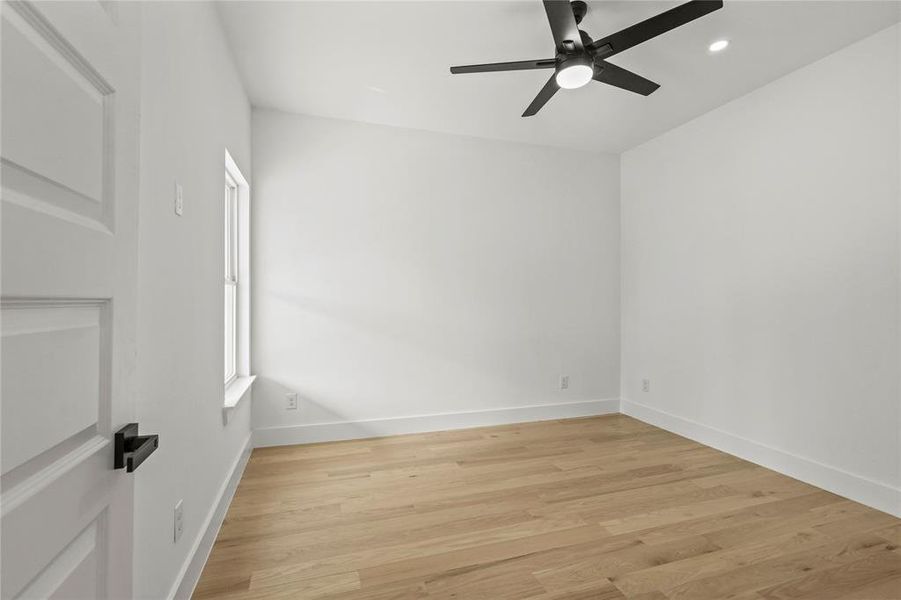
top-left (621, 398), bottom-right (901, 518)
top-left (169, 435), bottom-right (253, 600)
top-left (253, 398), bottom-right (620, 448)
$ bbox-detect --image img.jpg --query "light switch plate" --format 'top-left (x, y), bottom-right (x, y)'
top-left (174, 499), bottom-right (184, 542)
top-left (175, 183), bottom-right (184, 216)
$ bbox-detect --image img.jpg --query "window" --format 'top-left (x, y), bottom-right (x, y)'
top-left (224, 171), bottom-right (238, 385)
top-left (223, 149), bottom-right (253, 411)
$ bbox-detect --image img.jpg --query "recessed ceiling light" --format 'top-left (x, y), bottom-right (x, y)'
top-left (708, 39), bottom-right (729, 53)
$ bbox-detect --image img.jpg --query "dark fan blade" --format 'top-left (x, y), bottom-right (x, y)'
top-left (450, 59), bottom-right (556, 75)
top-left (593, 61), bottom-right (660, 96)
top-left (589, 0), bottom-right (723, 58)
top-left (522, 74), bottom-right (559, 117)
top-left (543, 0), bottom-right (584, 52)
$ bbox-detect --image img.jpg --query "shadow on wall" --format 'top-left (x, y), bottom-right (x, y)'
top-left (263, 287), bottom-right (581, 391)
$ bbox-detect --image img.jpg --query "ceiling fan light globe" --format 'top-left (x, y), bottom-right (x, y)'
top-left (555, 64), bottom-right (593, 89)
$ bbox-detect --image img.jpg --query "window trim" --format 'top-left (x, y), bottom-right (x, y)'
top-left (224, 171), bottom-right (238, 386)
top-left (224, 149), bottom-right (252, 414)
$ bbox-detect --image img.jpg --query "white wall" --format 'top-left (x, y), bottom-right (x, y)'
top-left (252, 111), bottom-right (621, 443)
top-left (135, 3), bottom-right (252, 598)
top-left (622, 25), bottom-right (900, 515)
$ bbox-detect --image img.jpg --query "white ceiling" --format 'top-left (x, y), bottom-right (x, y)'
top-left (217, 1), bottom-right (900, 153)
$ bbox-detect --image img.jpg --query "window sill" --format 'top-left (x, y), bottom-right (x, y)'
top-left (223, 375), bottom-right (256, 423)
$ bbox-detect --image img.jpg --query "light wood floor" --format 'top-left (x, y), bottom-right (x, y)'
top-left (194, 415), bottom-right (900, 599)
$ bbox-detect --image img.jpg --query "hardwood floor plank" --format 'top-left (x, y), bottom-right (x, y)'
top-left (532, 534), bottom-right (720, 589)
top-left (632, 491), bottom-right (846, 547)
top-left (193, 415), bottom-right (899, 599)
top-left (356, 524), bottom-right (609, 589)
top-left (533, 580), bottom-right (627, 599)
top-left (421, 559), bottom-right (547, 600)
top-left (598, 491), bottom-right (801, 536)
top-left (609, 529), bottom-right (834, 597)
top-left (250, 571), bottom-right (361, 596)
top-left (665, 534), bottom-right (897, 600)
top-left (756, 551), bottom-right (901, 599)
top-left (873, 523), bottom-right (900, 544)
top-left (834, 572), bottom-right (901, 599)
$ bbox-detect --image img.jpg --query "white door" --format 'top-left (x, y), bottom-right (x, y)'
top-left (1, 1), bottom-right (142, 598)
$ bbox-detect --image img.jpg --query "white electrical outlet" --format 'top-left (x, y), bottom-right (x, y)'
top-left (173, 499), bottom-right (184, 543)
top-left (174, 183), bottom-right (184, 216)
top-left (286, 392), bottom-right (298, 410)
top-left (559, 375), bottom-right (570, 390)
top-left (642, 378), bottom-right (651, 393)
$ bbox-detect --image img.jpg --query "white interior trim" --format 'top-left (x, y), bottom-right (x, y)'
top-left (224, 376), bottom-right (255, 410)
top-left (253, 398), bottom-right (621, 447)
top-left (168, 434), bottom-right (252, 600)
top-left (621, 398), bottom-right (901, 518)
top-left (224, 148), bottom-right (248, 188)
top-left (223, 375), bottom-right (256, 424)
top-left (224, 148), bottom-right (252, 382)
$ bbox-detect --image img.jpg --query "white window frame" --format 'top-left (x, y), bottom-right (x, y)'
top-left (224, 171), bottom-right (238, 385)
top-left (223, 149), bottom-right (254, 414)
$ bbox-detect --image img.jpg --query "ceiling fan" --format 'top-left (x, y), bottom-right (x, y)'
top-left (449, 0), bottom-right (724, 117)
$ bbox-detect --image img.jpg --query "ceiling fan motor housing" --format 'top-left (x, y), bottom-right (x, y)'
top-left (556, 54), bottom-right (593, 73)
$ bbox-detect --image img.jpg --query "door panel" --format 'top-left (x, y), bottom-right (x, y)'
top-left (1, 0), bottom-right (114, 231)
top-left (23, 519), bottom-right (102, 600)
top-left (1, 301), bottom-right (105, 475)
top-left (1, 6), bottom-right (108, 204)
top-left (1, 1), bottom-right (141, 598)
